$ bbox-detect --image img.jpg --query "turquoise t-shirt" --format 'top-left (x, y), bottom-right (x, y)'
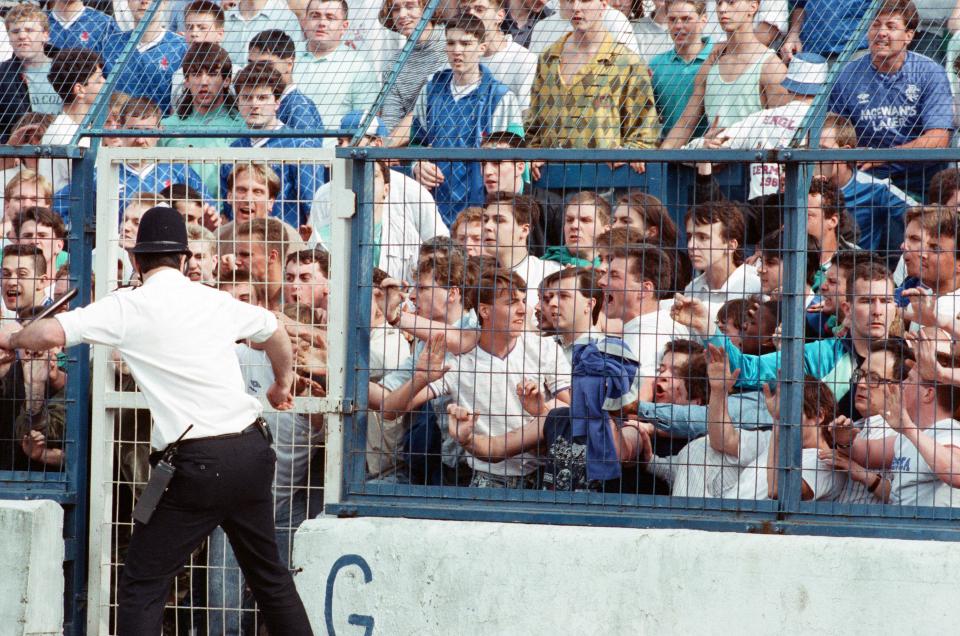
top-left (649, 38), bottom-right (714, 138)
top-left (160, 105), bottom-right (245, 197)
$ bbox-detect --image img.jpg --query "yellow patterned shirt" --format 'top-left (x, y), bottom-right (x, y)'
top-left (526, 33), bottom-right (660, 149)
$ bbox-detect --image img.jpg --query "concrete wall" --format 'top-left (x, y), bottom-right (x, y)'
top-left (0, 500), bottom-right (63, 636)
top-left (295, 515), bottom-right (960, 635)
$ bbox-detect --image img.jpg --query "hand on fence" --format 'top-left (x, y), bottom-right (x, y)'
top-left (901, 287), bottom-right (940, 328)
top-left (0, 320), bottom-right (23, 355)
top-left (608, 161), bottom-right (646, 175)
top-left (414, 333), bottom-right (449, 384)
top-left (779, 33), bottom-right (802, 63)
top-left (670, 294), bottom-right (709, 335)
top-left (267, 379), bottom-right (295, 411)
top-left (516, 379), bottom-right (549, 417)
top-left (447, 404), bottom-right (478, 446)
top-left (530, 161), bottom-right (545, 181)
top-left (294, 373), bottom-right (326, 398)
top-left (706, 344), bottom-right (739, 395)
top-left (413, 161), bottom-right (445, 189)
top-left (21, 430), bottom-right (62, 467)
top-left (827, 415), bottom-right (858, 450)
top-left (762, 383), bottom-right (780, 421)
top-left (906, 328), bottom-right (958, 386)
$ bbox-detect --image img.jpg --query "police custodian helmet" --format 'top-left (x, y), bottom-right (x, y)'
top-left (130, 206), bottom-right (190, 254)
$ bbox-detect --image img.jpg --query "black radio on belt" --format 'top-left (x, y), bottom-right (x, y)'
top-left (132, 425), bottom-right (194, 525)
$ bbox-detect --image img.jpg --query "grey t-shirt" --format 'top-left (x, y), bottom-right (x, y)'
top-left (24, 63), bottom-right (62, 114)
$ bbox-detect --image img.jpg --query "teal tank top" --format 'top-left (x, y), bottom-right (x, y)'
top-left (704, 49), bottom-right (775, 130)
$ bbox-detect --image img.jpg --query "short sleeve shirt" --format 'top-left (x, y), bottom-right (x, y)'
top-left (828, 52), bottom-right (954, 150)
top-left (56, 269), bottom-right (278, 448)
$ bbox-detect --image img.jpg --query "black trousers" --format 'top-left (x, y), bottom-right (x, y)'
top-left (116, 429), bottom-right (313, 635)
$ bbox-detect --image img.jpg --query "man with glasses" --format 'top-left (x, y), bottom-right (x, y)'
top-left (673, 260), bottom-right (900, 420)
top-left (822, 338), bottom-right (911, 504)
top-left (827, 331), bottom-right (960, 506)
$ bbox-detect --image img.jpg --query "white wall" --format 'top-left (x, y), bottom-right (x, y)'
top-left (0, 500), bottom-right (63, 636)
top-left (295, 515), bottom-right (960, 635)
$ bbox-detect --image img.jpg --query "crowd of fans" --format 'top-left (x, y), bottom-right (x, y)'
top-left (0, 0), bottom-right (959, 628)
top-left (2, 0), bottom-right (960, 617)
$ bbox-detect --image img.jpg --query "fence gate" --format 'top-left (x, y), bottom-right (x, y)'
top-left (86, 146), bottom-right (350, 634)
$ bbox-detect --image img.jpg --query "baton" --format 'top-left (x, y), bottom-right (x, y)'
top-left (21, 288), bottom-right (78, 325)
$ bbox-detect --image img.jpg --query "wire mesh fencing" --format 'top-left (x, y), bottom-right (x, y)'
top-left (86, 146), bottom-right (336, 635)
top-left (337, 148), bottom-right (960, 534)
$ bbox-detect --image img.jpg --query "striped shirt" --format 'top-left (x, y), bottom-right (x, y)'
top-left (380, 25), bottom-right (448, 132)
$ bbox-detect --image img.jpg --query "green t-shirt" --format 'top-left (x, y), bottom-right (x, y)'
top-left (160, 105), bottom-right (245, 197)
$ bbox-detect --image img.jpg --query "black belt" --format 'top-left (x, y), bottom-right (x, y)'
top-left (149, 419), bottom-right (269, 465)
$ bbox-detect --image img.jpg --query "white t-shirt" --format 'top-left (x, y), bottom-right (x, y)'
top-left (40, 113), bottom-right (87, 193)
top-left (56, 269), bottom-right (278, 448)
top-left (528, 8), bottom-right (641, 56)
top-left (890, 418), bottom-right (960, 506)
top-left (368, 323), bottom-right (411, 382)
top-left (622, 306), bottom-right (691, 377)
top-left (725, 446), bottom-right (844, 501)
top-left (235, 343), bottom-right (314, 507)
top-left (511, 254), bottom-right (562, 303)
top-left (311, 169), bottom-right (444, 244)
top-left (482, 38), bottom-right (537, 113)
top-left (683, 262), bottom-right (763, 333)
top-left (632, 17), bottom-right (673, 64)
top-left (835, 414), bottom-right (894, 505)
top-left (430, 332), bottom-right (572, 477)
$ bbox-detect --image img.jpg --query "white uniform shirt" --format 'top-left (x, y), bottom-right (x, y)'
top-left (56, 268), bottom-right (278, 448)
top-left (890, 418), bottom-right (960, 506)
top-left (622, 306), bottom-right (691, 377)
top-left (528, 8), bottom-right (640, 56)
top-left (683, 262), bottom-right (763, 334)
top-left (511, 254), bottom-right (561, 303)
top-left (429, 332), bottom-right (572, 477)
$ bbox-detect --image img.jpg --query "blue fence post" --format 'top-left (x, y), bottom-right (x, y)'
top-left (777, 158), bottom-right (811, 514)
top-left (59, 151), bottom-right (96, 635)
top-left (340, 154), bottom-right (376, 493)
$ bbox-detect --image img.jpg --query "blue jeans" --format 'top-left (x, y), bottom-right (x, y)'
top-left (206, 491), bottom-right (308, 635)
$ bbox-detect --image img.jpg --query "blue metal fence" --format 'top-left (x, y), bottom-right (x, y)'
top-left (0, 145), bottom-right (91, 636)
top-left (328, 145), bottom-right (960, 543)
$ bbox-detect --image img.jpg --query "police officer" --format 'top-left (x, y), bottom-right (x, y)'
top-left (0, 207), bottom-right (313, 635)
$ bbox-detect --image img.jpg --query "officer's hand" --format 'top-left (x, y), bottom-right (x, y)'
top-left (267, 380), bottom-right (295, 410)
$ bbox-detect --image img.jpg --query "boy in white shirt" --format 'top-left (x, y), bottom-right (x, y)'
top-left (461, 0), bottom-right (537, 113)
top-left (682, 200), bottom-right (761, 330)
top-left (597, 242), bottom-right (690, 382)
top-left (482, 192), bottom-right (561, 303)
top-left (381, 267), bottom-right (572, 487)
